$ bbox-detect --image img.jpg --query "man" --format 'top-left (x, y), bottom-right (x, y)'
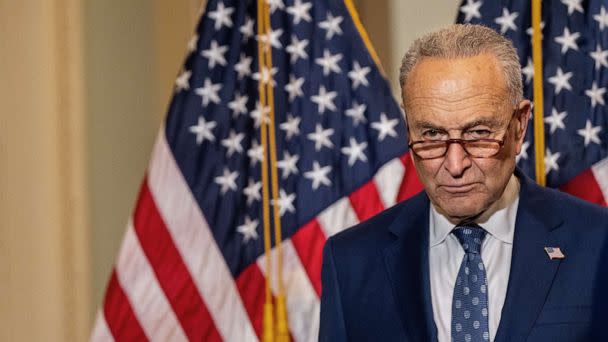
top-left (319, 24), bottom-right (608, 342)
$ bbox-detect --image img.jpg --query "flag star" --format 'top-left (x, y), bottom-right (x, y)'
top-left (547, 67), bottom-right (573, 94)
top-left (585, 82), bottom-right (606, 108)
top-left (285, 75), bottom-right (305, 101)
top-left (228, 93), bottom-right (249, 118)
top-left (348, 61), bottom-right (371, 89)
top-left (521, 57), bottom-right (534, 84)
top-left (544, 148), bottom-right (561, 174)
top-left (287, 0), bottom-right (312, 24)
top-left (257, 28), bottom-right (283, 50)
top-left (595, 6), bottom-right (608, 30)
top-left (187, 34), bottom-right (198, 53)
top-left (554, 27), bottom-right (580, 54)
top-left (371, 113), bottom-right (399, 141)
top-left (252, 66), bottom-right (278, 86)
top-left (526, 21), bottom-right (545, 39)
top-left (237, 216), bottom-right (259, 243)
top-left (272, 189), bottom-right (296, 216)
top-left (221, 130), bottom-right (245, 157)
top-left (494, 8), bottom-right (518, 34)
top-left (516, 141), bottom-right (530, 163)
top-left (243, 179), bottom-right (262, 205)
top-left (234, 54), bottom-right (253, 79)
top-left (247, 140), bottom-right (264, 166)
top-left (561, 0), bottom-right (583, 15)
top-left (266, 0), bottom-right (285, 13)
top-left (311, 86), bottom-right (338, 114)
top-left (280, 114), bottom-right (301, 140)
top-left (459, 0), bottom-right (482, 22)
top-left (307, 124), bottom-right (334, 151)
top-left (189, 117), bottom-right (217, 144)
top-left (208, 2), bottom-right (234, 30)
top-left (240, 17), bottom-right (255, 42)
top-left (214, 168), bottom-right (239, 194)
top-left (341, 138), bottom-right (368, 166)
top-left (251, 101), bottom-right (270, 128)
top-left (305, 162), bottom-right (332, 190)
top-left (590, 44), bottom-right (608, 70)
top-left (195, 78), bottom-right (222, 106)
top-left (345, 101), bottom-right (367, 125)
top-left (285, 35), bottom-right (309, 63)
top-left (544, 108), bottom-right (567, 134)
top-left (175, 70), bottom-right (191, 92)
top-left (318, 12), bottom-right (343, 39)
top-left (276, 151), bottom-right (300, 179)
top-left (201, 40), bottom-right (228, 69)
top-left (577, 119), bottom-right (602, 146)
top-left (315, 49), bottom-right (343, 76)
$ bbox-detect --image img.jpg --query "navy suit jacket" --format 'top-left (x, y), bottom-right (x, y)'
top-left (320, 171), bottom-right (608, 341)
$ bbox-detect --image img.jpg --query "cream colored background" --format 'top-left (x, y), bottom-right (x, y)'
top-left (0, 0), bottom-right (459, 340)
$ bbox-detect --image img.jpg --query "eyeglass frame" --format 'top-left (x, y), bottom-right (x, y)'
top-left (407, 108), bottom-right (520, 160)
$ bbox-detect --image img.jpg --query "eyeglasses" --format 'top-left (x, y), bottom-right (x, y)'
top-left (408, 109), bottom-right (518, 160)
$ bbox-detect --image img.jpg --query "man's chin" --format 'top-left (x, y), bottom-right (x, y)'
top-left (434, 201), bottom-right (487, 223)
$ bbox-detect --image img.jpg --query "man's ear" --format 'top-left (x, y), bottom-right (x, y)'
top-left (514, 99), bottom-right (531, 155)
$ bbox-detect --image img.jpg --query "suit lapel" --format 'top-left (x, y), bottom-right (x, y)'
top-left (494, 172), bottom-right (565, 342)
top-left (383, 193), bottom-right (438, 342)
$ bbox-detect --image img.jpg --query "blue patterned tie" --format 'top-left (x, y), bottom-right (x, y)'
top-left (451, 224), bottom-right (489, 342)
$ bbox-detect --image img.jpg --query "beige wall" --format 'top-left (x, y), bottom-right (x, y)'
top-left (0, 0), bottom-right (457, 339)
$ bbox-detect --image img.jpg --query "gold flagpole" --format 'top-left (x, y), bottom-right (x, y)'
top-left (532, 0), bottom-right (546, 185)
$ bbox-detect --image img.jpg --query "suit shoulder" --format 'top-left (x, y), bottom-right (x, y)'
top-left (537, 185), bottom-right (608, 222)
top-left (327, 191), bottom-right (428, 249)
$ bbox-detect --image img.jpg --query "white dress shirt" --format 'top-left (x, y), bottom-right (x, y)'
top-left (429, 175), bottom-right (520, 342)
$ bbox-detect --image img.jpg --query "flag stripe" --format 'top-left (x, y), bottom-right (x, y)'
top-left (235, 263), bottom-right (267, 339)
top-left (560, 168), bottom-right (607, 206)
top-left (148, 132), bottom-right (258, 342)
top-left (374, 157), bottom-right (407, 208)
top-left (591, 157), bottom-right (608, 204)
top-left (257, 240), bottom-right (320, 342)
top-left (103, 270), bottom-right (148, 342)
top-left (316, 197), bottom-right (360, 238)
top-left (90, 310), bottom-right (115, 342)
top-left (133, 185), bottom-right (220, 341)
top-left (349, 181), bottom-right (385, 221)
top-left (397, 153), bottom-right (424, 202)
top-left (291, 220), bottom-right (326, 296)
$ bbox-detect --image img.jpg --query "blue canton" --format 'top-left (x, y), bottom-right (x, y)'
top-left (163, 0), bottom-right (407, 276)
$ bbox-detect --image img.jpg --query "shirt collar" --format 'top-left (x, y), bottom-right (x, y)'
top-left (429, 174), bottom-right (520, 247)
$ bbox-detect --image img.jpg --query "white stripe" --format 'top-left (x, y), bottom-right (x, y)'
top-left (257, 240), bottom-right (320, 342)
top-left (116, 224), bottom-right (188, 342)
top-left (591, 157), bottom-right (608, 203)
top-left (148, 131), bottom-right (258, 342)
top-left (317, 197), bottom-right (359, 238)
top-left (90, 310), bottom-right (114, 342)
top-left (374, 157), bottom-right (406, 208)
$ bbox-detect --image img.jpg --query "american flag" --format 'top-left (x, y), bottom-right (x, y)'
top-left (457, 0), bottom-right (608, 205)
top-left (544, 246), bottom-right (566, 260)
top-left (90, 0), bottom-right (423, 341)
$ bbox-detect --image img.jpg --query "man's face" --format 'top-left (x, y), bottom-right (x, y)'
top-left (403, 53), bottom-right (530, 222)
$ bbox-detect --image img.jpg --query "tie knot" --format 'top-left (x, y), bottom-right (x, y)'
top-left (453, 225), bottom-right (486, 254)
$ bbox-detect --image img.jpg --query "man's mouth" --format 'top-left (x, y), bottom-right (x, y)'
top-left (440, 183), bottom-right (477, 193)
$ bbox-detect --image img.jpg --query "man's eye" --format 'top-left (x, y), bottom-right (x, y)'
top-left (466, 129), bottom-right (492, 138)
top-left (422, 129), bottom-right (443, 138)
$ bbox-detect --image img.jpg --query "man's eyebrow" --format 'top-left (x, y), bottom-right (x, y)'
top-left (410, 118), bottom-right (503, 131)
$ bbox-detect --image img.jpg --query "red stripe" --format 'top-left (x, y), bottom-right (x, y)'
top-left (560, 168), bottom-right (607, 206)
top-left (235, 264), bottom-right (267, 339)
top-left (291, 220), bottom-right (327, 296)
top-left (134, 181), bottom-right (222, 341)
top-left (349, 181), bottom-right (386, 221)
top-left (397, 153), bottom-right (424, 202)
top-left (103, 270), bottom-right (148, 341)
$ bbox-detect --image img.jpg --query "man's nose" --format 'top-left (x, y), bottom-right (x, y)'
top-left (443, 142), bottom-right (472, 177)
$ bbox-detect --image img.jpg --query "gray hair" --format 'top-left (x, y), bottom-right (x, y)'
top-left (399, 24), bottom-right (523, 105)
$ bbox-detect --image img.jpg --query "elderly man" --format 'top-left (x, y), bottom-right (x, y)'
top-left (319, 24), bottom-right (608, 342)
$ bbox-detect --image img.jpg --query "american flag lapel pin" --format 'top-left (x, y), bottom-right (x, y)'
top-left (544, 247), bottom-right (566, 260)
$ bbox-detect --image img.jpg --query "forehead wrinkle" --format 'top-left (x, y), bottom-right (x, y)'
top-left (410, 117), bottom-right (503, 131)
